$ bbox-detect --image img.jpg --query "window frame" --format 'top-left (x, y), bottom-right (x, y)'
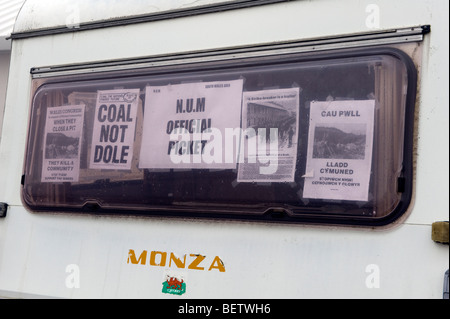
top-left (22, 43), bottom-right (418, 227)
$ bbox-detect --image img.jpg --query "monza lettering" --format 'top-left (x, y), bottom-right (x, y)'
top-left (127, 249), bottom-right (226, 272)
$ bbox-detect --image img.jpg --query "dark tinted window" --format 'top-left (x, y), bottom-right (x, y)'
top-left (22, 48), bottom-right (416, 226)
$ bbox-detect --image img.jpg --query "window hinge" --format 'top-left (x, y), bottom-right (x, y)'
top-left (432, 221), bottom-right (449, 244)
top-left (444, 270), bottom-right (449, 299)
top-left (0, 202), bottom-right (8, 218)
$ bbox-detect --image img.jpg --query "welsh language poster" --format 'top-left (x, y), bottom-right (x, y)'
top-left (139, 80), bottom-right (244, 169)
top-left (302, 100), bottom-right (375, 201)
top-left (41, 104), bottom-right (85, 183)
top-left (237, 88), bottom-right (300, 182)
top-left (89, 89), bottom-right (140, 170)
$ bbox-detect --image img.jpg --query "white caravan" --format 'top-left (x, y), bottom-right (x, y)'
top-left (0, 0), bottom-right (448, 299)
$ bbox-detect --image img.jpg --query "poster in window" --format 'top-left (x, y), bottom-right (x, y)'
top-left (237, 87), bottom-right (300, 182)
top-left (41, 104), bottom-right (85, 183)
top-left (89, 89), bottom-right (140, 170)
top-left (139, 80), bottom-right (244, 169)
top-left (302, 100), bottom-right (375, 201)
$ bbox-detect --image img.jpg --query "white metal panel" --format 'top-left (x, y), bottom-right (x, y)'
top-left (0, 206), bottom-right (448, 298)
top-left (411, 0), bottom-right (449, 225)
top-left (12, 0), bottom-right (272, 34)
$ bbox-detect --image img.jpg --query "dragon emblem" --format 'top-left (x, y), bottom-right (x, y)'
top-left (166, 277), bottom-right (184, 290)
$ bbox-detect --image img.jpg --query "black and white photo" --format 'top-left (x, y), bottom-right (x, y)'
top-left (313, 123), bottom-right (367, 160)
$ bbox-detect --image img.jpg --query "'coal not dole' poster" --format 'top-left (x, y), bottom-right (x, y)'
top-left (302, 100), bottom-right (375, 202)
top-left (139, 80), bottom-right (244, 169)
top-left (89, 89), bottom-right (140, 170)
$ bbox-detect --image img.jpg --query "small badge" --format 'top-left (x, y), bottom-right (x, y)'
top-left (162, 271), bottom-right (186, 296)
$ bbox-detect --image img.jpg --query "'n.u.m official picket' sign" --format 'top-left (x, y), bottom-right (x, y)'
top-left (139, 80), bottom-right (243, 169)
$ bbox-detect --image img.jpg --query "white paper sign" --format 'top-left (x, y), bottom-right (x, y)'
top-left (139, 80), bottom-right (244, 169)
top-left (89, 89), bottom-right (140, 170)
top-left (41, 104), bottom-right (85, 183)
top-left (302, 100), bottom-right (375, 201)
top-left (237, 88), bottom-right (300, 182)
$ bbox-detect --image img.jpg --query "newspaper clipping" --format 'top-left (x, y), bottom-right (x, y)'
top-left (302, 100), bottom-right (375, 201)
top-left (89, 89), bottom-right (140, 170)
top-left (139, 80), bottom-right (244, 169)
top-left (237, 88), bottom-right (300, 182)
top-left (41, 104), bottom-right (85, 183)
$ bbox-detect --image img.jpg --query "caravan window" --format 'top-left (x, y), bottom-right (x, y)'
top-left (22, 46), bottom-right (417, 226)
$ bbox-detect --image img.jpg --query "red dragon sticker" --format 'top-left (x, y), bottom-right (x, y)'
top-left (162, 275), bottom-right (186, 295)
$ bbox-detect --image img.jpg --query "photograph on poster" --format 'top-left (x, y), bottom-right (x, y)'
top-left (313, 123), bottom-right (367, 160)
